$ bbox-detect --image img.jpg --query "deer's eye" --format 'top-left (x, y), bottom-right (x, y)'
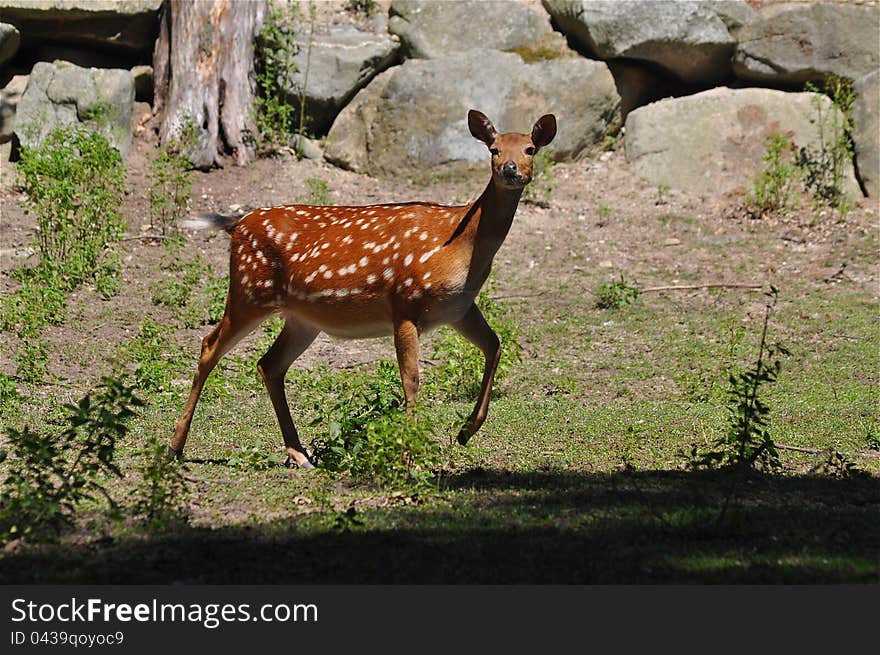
top-left (489, 147), bottom-right (499, 156)
top-left (525, 146), bottom-right (536, 156)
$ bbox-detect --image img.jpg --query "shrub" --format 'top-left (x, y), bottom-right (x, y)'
top-left (1, 126), bottom-right (127, 381)
top-left (748, 131), bottom-right (801, 218)
top-left (133, 434), bottom-right (190, 529)
top-left (308, 361), bottom-right (442, 491)
top-left (798, 75), bottom-right (855, 220)
top-left (254, 0), bottom-right (301, 151)
top-left (594, 275), bottom-right (640, 310)
top-left (690, 288), bottom-right (787, 473)
top-left (0, 378), bottom-right (142, 542)
top-left (300, 177), bottom-right (331, 206)
top-left (148, 117), bottom-right (197, 235)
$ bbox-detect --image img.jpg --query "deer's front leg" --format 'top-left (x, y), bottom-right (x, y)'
top-left (393, 318), bottom-right (420, 412)
top-left (451, 303), bottom-right (501, 445)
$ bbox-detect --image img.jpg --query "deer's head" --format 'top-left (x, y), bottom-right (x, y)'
top-left (468, 110), bottom-right (557, 190)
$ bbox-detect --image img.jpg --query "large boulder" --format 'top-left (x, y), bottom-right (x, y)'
top-left (389, 0), bottom-right (552, 59)
top-left (624, 86), bottom-right (860, 197)
top-left (0, 72), bottom-right (27, 143)
top-left (707, 0), bottom-right (758, 38)
top-left (0, 0), bottom-right (161, 55)
top-left (542, 0), bottom-right (735, 85)
top-left (324, 50), bottom-right (620, 176)
top-left (0, 21), bottom-right (19, 68)
top-left (733, 2), bottom-right (880, 86)
top-left (853, 70), bottom-right (879, 198)
top-left (15, 60), bottom-right (134, 156)
top-left (279, 23), bottom-right (398, 135)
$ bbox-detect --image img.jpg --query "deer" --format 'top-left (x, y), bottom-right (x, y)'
top-left (170, 110), bottom-right (557, 469)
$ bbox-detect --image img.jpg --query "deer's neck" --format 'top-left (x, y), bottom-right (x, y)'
top-left (461, 180), bottom-right (522, 286)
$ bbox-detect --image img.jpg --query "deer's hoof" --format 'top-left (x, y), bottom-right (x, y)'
top-left (457, 429), bottom-right (471, 446)
top-left (167, 446), bottom-right (183, 462)
top-left (285, 455), bottom-right (316, 471)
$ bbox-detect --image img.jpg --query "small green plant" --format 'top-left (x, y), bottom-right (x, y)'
top-left (811, 449), bottom-right (863, 479)
top-left (0, 377), bottom-right (142, 542)
top-left (655, 183), bottom-right (671, 205)
top-left (748, 131), bottom-right (801, 218)
top-left (254, 0), bottom-right (309, 152)
top-left (148, 116), bottom-right (197, 235)
top-left (345, 0), bottom-right (379, 18)
top-left (331, 506), bottom-right (366, 533)
top-left (594, 275), bottom-right (640, 309)
top-left (0, 372), bottom-right (24, 423)
top-left (133, 433), bottom-right (189, 529)
top-left (426, 278), bottom-right (523, 401)
top-left (798, 75), bottom-right (855, 221)
top-left (300, 177), bottom-right (331, 206)
top-left (690, 288), bottom-right (787, 474)
top-left (150, 254), bottom-right (227, 328)
top-left (596, 204), bottom-right (612, 226)
top-left (225, 444), bottom-right (285, 471)
top-left (522, 148), bottom-right (556, 207)
top-left (118, 320), bottom-right (189, 393)
top-left (308, 360), bottom-right (442, 491)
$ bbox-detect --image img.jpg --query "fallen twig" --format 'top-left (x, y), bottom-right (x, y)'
top-left (120, 234), bottom-right (176, 242)
top-left (490, 292), bottom-right (546, 301)
top-left (641, 283), bottom-right (763, 293)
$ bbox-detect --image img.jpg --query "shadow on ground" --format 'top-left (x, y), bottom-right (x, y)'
top-left (1, 468), bottom-right (877, 584)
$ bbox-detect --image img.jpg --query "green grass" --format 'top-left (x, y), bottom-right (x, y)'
top-left (0, 183), bottom-right (877, 584)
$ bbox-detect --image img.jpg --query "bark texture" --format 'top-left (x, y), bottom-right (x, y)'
top-left (152, 0), bottom-right (265, 168)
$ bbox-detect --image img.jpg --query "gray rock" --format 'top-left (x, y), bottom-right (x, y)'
top-left (733, 2), bottom-right (880, 86)
top-left (280, 23), bottom-right (398, 134)
top-left (542, 0), bottom-right (735, 84)
top-left (0, 0), bottom-right (161, 54)
top-left (707, 0), bottom-right (757, 37)
top-left (291, 133), bottom-right (322, 160)
top-left (325, 50), bottom-right (619, 176)
top-left (131, 64), bottom-right (153, 103)
top-left (0, 72), bottom-right (27, 143)
top-left (0, 21), bottom-right (19, 68)
top-left (853, 71), bottom-right (879, 198)
top-left (15, 60), bottom-right (134, 157)
top-left (389, 0), bottom-right (551, 59)
top-left (624, 86), bottom-right (860, 197)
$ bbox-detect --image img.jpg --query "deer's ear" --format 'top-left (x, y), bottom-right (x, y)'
top-left (468, 110), bottom-right (497, 147)
top-left (531, 114), bottom-right (557, 149)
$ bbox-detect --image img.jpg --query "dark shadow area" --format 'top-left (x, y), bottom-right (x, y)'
top-left (1, 468), bottom-right (877, 584)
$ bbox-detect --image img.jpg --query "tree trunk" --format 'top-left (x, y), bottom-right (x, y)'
top-left (152, 0), bottom-right (265, 169)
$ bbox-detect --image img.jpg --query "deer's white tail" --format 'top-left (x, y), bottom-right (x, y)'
top-left (180, 213), bottom-right (241, 233)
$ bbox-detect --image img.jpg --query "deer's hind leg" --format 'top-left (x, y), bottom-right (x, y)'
top-left (171, 305), bottom-right (266, 458)
top-left (257, 317), bottom-right (320, 469)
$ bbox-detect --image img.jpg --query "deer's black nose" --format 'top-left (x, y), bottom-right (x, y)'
top-left (502, 161), bottom-right (517, 176)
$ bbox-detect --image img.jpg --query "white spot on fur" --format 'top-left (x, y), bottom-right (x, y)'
top-left (404, 254), bottom-right (413, 266)
top-left (383, 267), bottom-right (393, 280)
top-left (366, 274), bottom-right (377, 284)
